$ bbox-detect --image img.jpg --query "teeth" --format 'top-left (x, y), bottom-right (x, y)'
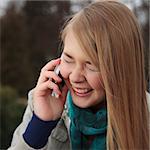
top-left (73, 88), bottom-right (91, 94)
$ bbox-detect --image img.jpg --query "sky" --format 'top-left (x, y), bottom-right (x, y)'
top-left (0, 0), bottom-right (144, 17)
top-left (0, 0), bottom-right (11, 16)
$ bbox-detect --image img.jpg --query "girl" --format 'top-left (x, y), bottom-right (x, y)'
top-left (9, 0), bottom-right (149, 150)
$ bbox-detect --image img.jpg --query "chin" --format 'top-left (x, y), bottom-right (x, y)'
top-left (70, 88), bottom-right (101, 108)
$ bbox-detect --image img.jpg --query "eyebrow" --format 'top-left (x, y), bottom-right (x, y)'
top-left (63, 52), bottom-right (93, 65)
top-left (63, 52), bottom-right (73, 59)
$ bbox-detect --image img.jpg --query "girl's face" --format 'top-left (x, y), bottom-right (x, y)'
top-left (60, 31), bottom-right (105, 109)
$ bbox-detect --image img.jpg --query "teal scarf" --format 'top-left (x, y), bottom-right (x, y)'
top-left (67, 92), bottom-right (107, 150)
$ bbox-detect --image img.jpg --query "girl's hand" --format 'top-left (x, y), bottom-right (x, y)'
top-left (33, 58), bottom-right (68, 121)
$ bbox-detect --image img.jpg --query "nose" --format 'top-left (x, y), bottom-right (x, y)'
top-left (69, 65), bottom-right (85, 83)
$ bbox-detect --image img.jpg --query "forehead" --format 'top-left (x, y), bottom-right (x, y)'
top-left (63, 30), bottom-right (91, 61)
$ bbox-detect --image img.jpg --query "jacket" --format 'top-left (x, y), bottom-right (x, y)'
top-left (8, 90), bottom-right (150, 150)
top-left (8, 90), bottom-right (71, 150)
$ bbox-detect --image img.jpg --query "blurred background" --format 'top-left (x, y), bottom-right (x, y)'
top-left (0, 0), bottom-right (149, 149)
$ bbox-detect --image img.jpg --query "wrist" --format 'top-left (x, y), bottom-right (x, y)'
top-left (23, 112), bottom-right (60, 149)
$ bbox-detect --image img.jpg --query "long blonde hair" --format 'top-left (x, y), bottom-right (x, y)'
top-left (61, 0), bottom-right (149, 149)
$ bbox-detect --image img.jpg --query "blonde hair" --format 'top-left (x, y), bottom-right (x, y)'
top-left (61, 0), bottom-right (149, 149)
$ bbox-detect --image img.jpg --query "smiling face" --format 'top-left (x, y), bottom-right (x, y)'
top-left (60, 30), bottom-right (105, 109)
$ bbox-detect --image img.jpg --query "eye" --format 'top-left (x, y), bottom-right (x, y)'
top-left (63, 58), bottom-right (72, 63)
top-left (85, 63), bottom-right (99, 72)
top-left (62, 56), bottom-right (74, 64)
top-left (62, 53), bottom-right (74, 64)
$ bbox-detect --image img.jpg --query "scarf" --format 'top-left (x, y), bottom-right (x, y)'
top-left (67, 92), bottom-right (107, 150)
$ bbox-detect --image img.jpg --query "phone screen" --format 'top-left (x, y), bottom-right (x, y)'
top-left (57, 71), bottom-right (65, 91)
top-left (51, 65), bottom-right (65, 97)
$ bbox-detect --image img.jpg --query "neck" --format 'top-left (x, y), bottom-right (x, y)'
top-left (90, 99), bottom-right (106, 113)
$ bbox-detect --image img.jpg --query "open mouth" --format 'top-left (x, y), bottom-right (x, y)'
top-left (72, 87), bottom-right (93, 97)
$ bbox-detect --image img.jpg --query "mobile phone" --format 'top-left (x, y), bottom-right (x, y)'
top-left (51, 65), bottom-right (65, 98)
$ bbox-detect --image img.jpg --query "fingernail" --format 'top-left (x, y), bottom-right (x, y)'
top-left (55, 93), bottom-right (59, 98)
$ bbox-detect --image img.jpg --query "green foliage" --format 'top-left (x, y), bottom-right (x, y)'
top-left (1, 1), bottom-right (72, 96)
top-left (0, 86), bottom-right (26, 149)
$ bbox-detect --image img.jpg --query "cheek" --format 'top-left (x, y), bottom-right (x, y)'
top-left (87, 74), bottom-right (103, 90)
top-left (59, 63), bottom-right (71, 79)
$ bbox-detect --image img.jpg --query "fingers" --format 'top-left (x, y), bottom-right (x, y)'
top-left (37, 70), bottom-right (62, 86)
top-left (36, 80), bottom-right (61, 96)
top-left (41, 58), bottom-right (60, 72)
top-left (37, 58), bottom-right (61, 86)
top-left (33, 57), bottom-right (69, 99)
top-left (35, 58), bottom-right (64, 97)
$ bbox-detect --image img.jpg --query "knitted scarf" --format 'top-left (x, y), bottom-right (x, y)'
top-left (67, 92), bottom-right (107, 150)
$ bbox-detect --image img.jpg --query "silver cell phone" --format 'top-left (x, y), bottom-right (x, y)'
top-left (51, 65), bottom-right (65, 98)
